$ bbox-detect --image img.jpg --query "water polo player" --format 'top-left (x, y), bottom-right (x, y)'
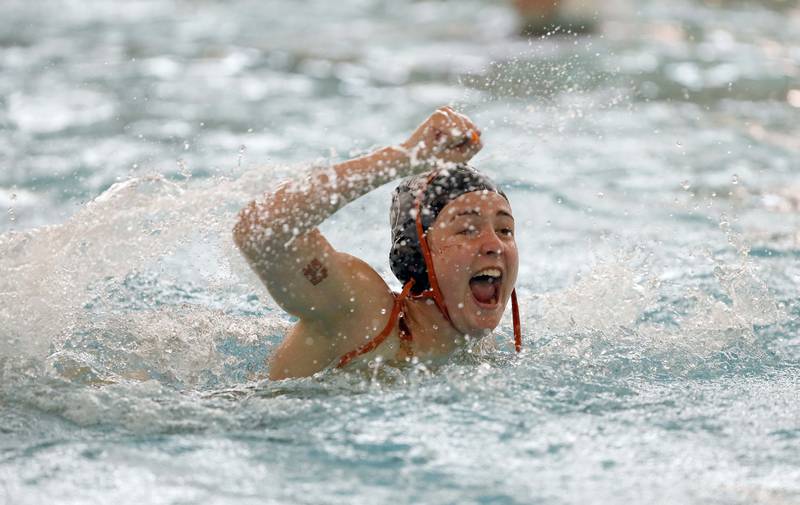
top-left (233, 106), bottom-right (521, 380)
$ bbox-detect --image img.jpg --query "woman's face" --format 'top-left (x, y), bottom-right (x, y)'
top-left (425, 191), bottom-right (519, 335)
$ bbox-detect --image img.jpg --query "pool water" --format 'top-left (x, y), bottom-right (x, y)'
top-left (1, 0), bottom-right (799, 503)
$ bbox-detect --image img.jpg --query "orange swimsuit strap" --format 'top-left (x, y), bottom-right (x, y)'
top-left (335, 279), bottom-right (415, 369)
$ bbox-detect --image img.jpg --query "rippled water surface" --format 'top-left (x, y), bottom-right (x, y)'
top-left (1, 0), bottom-right (799, 504)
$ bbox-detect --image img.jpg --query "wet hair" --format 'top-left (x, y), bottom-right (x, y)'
top-left (389, 164), bottom-right (508, 294)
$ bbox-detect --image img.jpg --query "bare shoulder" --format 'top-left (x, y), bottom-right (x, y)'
top-left (268, 254), bottom-right (398, 379)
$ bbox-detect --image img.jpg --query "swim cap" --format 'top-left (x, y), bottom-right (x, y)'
top-left (389, 164), bottom-right (508, 293)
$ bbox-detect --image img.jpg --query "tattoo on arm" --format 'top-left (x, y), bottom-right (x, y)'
top-left (303, 258), bottom-right (328, 285)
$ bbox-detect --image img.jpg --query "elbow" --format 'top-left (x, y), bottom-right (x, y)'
top-left (232, 201), bottom-right (261, 253)
top-left (232, 209), bottom-right (250, 252)
top-left (233, 201), bottom-right (278, 255)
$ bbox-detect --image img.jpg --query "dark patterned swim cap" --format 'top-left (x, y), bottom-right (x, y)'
top-left (389, 164), bottom-right (508, 293)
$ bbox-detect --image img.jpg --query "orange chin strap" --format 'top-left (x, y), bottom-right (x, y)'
top-left (413, 177), bottom-right (522, 354)
top-left (511, 288), bottom-right (522, 353)
top-left (414, 197), bottom-right (452, 321)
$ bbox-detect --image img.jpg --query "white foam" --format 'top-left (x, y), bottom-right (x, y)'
top-left (0, 166), bottom-right (294, 359)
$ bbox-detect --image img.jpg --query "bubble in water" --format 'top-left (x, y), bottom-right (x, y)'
top-left (177, 158), bottom-right (191, 179)
top-left (719, 212), bottom-right (730, 230)
top-left (238, 145), bottom-right (247, 169)
top-left (8, 191), bottom-right (17, 223)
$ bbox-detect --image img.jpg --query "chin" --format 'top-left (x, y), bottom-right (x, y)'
top-left (455, 292), bottom-right (506, 334)
top-left (468, 315), bottom-right (502, 332)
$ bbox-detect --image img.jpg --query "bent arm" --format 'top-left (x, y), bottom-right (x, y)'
top-left (232, 147), bottom-right (412, 319)
top-left (232, 106), bottom-right (482, 322)
top-left (234, 146), bottom-right (411, 255)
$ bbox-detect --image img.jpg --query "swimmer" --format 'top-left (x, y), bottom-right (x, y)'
top-left (233, 106), bottom-right (520, 380)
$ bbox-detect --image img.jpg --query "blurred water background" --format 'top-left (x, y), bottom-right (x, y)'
top-left (1, 0), bottom-right (799, 503)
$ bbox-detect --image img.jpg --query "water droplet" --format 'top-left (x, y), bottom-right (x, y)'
top-left (680, 180), bottom-right (691, 190)
top-left (177, 158), bottom-right (191, 179)
top-left (731, 174), bottom-right (739, 185)
top-left (597, 192), bottom-right (604, 198)
top-left (238, 145), bottom-right (247, 168)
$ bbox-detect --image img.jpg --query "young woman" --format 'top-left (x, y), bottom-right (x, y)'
top-left (233, 107), bottom-right (520, 380)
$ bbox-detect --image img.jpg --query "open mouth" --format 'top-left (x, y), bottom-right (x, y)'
top-left (469, 267), bottom-right (502, 307)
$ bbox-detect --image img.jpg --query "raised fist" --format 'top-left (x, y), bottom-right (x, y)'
top-left (401, 106), bottom-right (483, 170)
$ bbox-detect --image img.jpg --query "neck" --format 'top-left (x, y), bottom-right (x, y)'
top-left (404, 297), bottom-right (467, 358)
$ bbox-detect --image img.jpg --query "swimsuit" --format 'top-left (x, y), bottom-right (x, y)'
top-left (336, 280), bottom-right (415, 368)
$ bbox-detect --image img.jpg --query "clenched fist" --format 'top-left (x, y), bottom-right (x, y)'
top-left (401, 106), bottom-right (483, 170)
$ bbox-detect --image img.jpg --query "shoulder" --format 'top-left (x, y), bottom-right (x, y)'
top-left (319, 253), bottom-right (399, 350)
top-left (268, 256), bottom-right (400, 379)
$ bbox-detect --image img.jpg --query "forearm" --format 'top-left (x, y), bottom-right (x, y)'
top-left (234, 105), bottom-right (482, 260)
top-left (233, 146), bottom-right (411, 255)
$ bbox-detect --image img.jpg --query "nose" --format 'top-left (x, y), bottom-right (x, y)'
top-left (479, 229), bottom-right (503, 257)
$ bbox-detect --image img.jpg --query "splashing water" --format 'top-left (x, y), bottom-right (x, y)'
top-left (1, 0), bottom-right (799, 503)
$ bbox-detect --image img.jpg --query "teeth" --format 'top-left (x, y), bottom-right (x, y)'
top-left (473, 268), bottom-right (502, 279)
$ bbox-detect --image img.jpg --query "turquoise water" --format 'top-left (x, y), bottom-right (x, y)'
top-left (1, 0), bottom-right (799, 503)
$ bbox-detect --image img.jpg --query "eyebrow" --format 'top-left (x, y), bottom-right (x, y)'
top-left (450, 209), bottom-right (481, 221)
top-left (449, 209), bottom-right (515, 221)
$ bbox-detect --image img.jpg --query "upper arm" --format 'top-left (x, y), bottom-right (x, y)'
top-left (234, 225), bottom-right (393, 325)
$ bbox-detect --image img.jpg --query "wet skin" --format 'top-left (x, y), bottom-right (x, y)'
top-left (426, 191), bottom-right (519, 336)
top-left (259, 191), bottom-right (518, 380)
top-left (233, 107), bottom-right (494, 379)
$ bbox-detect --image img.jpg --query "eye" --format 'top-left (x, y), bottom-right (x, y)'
top-left (457, 224), bottom-right (478, 236)
top-left (498, 227), bottom-right (514, 237)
